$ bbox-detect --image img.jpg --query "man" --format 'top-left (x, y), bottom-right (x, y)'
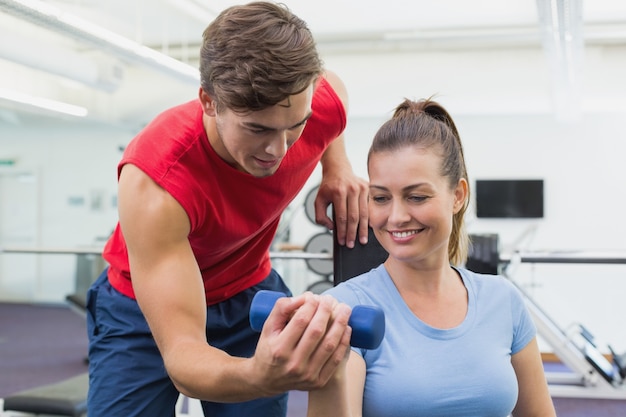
top-left (86, 2), bottom-right (368, 416)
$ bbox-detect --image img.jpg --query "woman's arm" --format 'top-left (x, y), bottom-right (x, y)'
top-left (307, 350), bottom-right (366, 417)
top-left (511, 337), bottom-right (557, 417)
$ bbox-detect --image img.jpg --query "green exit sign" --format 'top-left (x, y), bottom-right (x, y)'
top-left (0, 158), bottom-right (16, 166)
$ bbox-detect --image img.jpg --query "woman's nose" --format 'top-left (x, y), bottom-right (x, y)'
top-left (389, 201), bottom-right (411, 224)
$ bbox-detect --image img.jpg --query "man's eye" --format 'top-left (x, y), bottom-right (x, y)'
top-left (292, 121), bottom-right (307, 130)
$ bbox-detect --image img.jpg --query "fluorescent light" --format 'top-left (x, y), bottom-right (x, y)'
top-left (0, 0), bottom-right (200, 84)
top-left (0, 27), bottom-right (123, 92)
top-left (0, 88), bottom-right (88, 117)
top-left (536, 0), bottom-right (584, 121)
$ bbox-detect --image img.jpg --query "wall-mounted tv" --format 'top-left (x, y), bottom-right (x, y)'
top-left (475, 179), bottom-right (544, 219)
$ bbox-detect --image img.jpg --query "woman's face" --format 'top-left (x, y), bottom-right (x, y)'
top-left (368, 145), bottom-right (466, 266)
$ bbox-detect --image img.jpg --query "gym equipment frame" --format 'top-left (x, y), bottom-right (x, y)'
top-left (501, 250), bottom-right (626, 399)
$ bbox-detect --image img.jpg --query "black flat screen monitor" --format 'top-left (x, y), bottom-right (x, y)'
top-left (475, 179), bottom-right (544, 219)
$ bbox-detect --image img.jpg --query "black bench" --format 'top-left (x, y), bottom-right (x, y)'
top-left (2, 372), bottom-right (88, 417)
top-left (2, 293), bottom-right (90, 416)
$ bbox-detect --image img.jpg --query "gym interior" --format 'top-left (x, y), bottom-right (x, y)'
top-left (2, 0), bottom-right (626, 415)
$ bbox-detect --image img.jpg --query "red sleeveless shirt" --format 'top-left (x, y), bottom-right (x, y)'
top-left (104, 78), bottom-right (346, 305)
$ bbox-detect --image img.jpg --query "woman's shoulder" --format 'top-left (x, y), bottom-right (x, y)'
top-left (458, 267), bottom-right (519, 296)
top-left (324, 264), bottom-right (387, 305)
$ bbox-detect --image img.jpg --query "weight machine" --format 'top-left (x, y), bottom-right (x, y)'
top-left (499, 249), bottom-right (626, 399)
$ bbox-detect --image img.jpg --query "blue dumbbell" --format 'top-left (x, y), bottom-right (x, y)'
top-left (249, 290), bottom-right (385, 350)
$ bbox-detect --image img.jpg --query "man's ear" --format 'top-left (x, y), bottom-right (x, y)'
top-left (198, 88), bottom-right (217, 116)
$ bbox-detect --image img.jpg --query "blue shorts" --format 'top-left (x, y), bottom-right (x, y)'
top-left (86, 268), bottom-right (292, 417)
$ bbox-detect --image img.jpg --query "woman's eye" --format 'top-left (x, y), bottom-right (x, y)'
top-left (408, 195), bottom-right (427, 203)
top-left (371, 195), bottom-right (389, 203)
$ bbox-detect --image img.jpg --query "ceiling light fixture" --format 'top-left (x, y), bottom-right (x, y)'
top-left (0, 0), bottom-right (200, 85)
top-left (0, 27), bottom-right (123, 92)
top-left (0, 88), bottom-right (88, 117)
top-left (536, 0), bottom-right (584, 121)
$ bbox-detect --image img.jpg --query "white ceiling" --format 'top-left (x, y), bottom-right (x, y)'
top-left (1, 0), bottom-right (626, 128)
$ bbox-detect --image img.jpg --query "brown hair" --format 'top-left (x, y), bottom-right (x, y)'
top-left (368, 98), bottom-right (470, 265)
top-left (199, 1), bottom-right (323, 113)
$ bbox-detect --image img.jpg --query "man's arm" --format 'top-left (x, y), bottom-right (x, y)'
top-left (315, 70), bottom-right (369, 248)
top-left (118, 164), bottom-right (353, 401)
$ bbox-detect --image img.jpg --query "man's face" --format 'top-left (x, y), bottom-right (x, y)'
top-left (206, 85), bottom-right (314, 177)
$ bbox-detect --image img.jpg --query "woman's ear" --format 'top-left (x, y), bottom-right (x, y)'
top-left (198, 88), bottom-right (217, 116)
top-left (453, 178), bottom-right (469, 214)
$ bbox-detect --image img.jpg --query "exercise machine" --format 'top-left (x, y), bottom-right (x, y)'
top-left (500, 249), bottom-right (626, 399)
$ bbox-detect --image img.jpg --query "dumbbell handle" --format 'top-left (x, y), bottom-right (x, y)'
top-left (249, 290), bottom-right (385, 350)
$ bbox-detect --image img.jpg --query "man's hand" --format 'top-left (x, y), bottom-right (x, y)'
top-left (249, 293), bottom-right (353, 395)
top-left (315, 169), bottom-right (368, 248)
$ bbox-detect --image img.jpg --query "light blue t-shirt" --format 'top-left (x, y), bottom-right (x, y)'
top-left (325, 265), bottom-right (536, 417)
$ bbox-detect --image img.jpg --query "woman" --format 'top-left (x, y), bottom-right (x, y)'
top-left (308, 98), bottom-right (556, 417)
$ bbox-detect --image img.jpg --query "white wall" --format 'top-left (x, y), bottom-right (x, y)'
top-left (0, 122), bottom-right (127, 301)
top-left (1, 42), bottom-right (626, 354)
